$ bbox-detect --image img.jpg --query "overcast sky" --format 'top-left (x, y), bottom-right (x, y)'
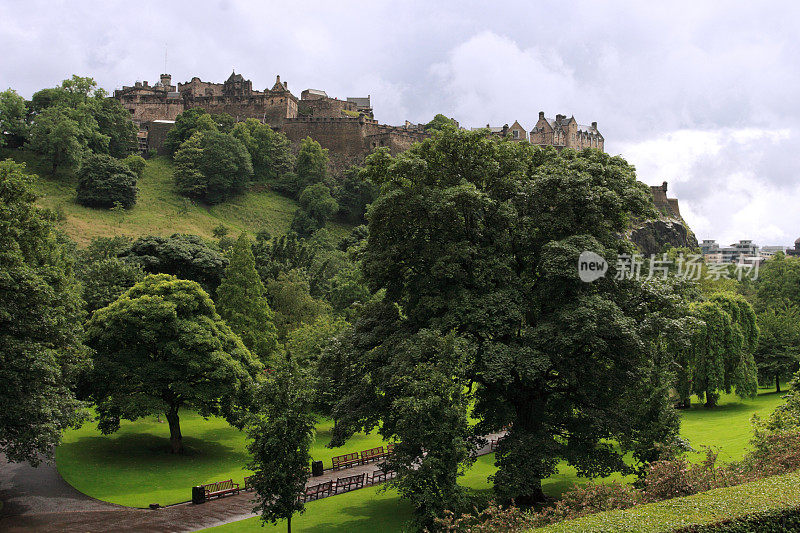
top-left (2, 1), bottom-right (799, 246)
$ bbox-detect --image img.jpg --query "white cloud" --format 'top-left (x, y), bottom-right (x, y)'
top-left (2, 1), bottom-right (800, 245)
top-left (618, 129), bottom-right (800, 246)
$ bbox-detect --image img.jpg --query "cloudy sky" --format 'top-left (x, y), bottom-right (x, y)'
top-left (2, 1), bottom-right (799, 246)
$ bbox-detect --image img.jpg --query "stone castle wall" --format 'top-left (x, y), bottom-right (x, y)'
top-left (298, 97), bottom-right (358, 118)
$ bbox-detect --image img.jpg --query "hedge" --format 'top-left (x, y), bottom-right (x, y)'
top-left (534, 470), bottom-right (800, 532)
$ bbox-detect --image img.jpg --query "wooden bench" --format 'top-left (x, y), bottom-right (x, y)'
top-left (300, 480), bottom-right (333, 502)
top-left (332, 452), bottom-right (360, 470)
top-left (334, 472), bottom-right (365, 494)
top-left (244, 475), bottom-right (254, 491)
top-left (369, 468), bottom-right (396, 484)
top-left (202, 479), bottom-right (241, 499)
top-left (360, 446), bottom-right (385, 464)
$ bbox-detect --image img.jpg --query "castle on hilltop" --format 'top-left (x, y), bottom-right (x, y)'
top-left (114, 71), bottom-right (606, 160)
top-left (115, 71), bottom-right (424, 160)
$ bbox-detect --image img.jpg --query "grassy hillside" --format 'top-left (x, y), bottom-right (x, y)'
top-left (0, 149), bottom-right (352, 246)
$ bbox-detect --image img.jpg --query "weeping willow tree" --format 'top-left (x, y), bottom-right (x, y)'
top-left (679, 293), bottom-right (759, 408)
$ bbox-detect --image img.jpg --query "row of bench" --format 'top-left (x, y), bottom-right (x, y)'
top-left (331, 443), bottom-right (395, 470)
top-left (300, 469), bottom-right (396, 503)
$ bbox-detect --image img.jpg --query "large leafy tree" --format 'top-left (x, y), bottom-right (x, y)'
top-left (76, 152), bottom-right (139, 209)
top-left (164, 107), bottom-right (209, 155)
top-left (28, 106), bottom-right (100, 174)
top-left (684, 300), bottom-right (743, 407)
top-left (755, 254), bottom-right (800, 311)
top-left (174, 130), bottom-right (253, 204)
top-left (216, 233), bottom-right (279, 362)
top-left (85, 274), bottom-right (263, 453)
top-left (330, 130), bottom-right (684, 517)
top-left (29, 76), bottom-right (135, 161)
top-left (247, 358), bottom-right (316, 533)
top-left (291, 183), bottom-right (339, 236)
top-left (424, 113), bottom-right (458, 133)
top-left (231, 118), bottom-right (295, 183)
top-left (293, 137), bottom-right (329, 195)
top-left (0, 88), bottom-right (28, 147)
top-left (264, 269), bottom-right (330, 339)
top-left (0, 159), bottom-right (88, 465)
top-left (121, 233), bottom-right (228, 292)
top-left (755, 303), bottom-right (800, 392)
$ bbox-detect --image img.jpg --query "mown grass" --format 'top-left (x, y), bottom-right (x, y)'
top-left (56, 386), bottom-right (786, 531)
top-left (55, 412), bottom-right (386, 508)
top-left (0, 149), bottom-right (351, 246)
top-left (199, 387), bottom-right (786, 532)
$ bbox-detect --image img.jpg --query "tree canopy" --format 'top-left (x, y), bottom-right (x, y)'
top-left (327, 129), bottom-right (684, 523)
top-left (247, 359), bottom-right (316, 533)
top-left (76, 152), bottom-right (139, 209)
top-left (231, 118), bottom-right (295, 183)
top-left (216, 233), bottom-right (279, 362)
top-left (0, 159), bottom-right (88, 465)
top-left (122, 233), bottom-right (229, 292)
top-left (84, 274), bottom-right (263, 453)
top-left (174, 130), bottom-right (253, 204)
top-left (0, 88), bottom-right (28, 147)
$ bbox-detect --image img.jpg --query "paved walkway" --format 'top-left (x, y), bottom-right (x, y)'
top-left (0, 434), bottom-right (503, 532)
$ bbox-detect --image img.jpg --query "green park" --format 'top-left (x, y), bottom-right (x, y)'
top-left (4, 13), bottom-right (800, 532)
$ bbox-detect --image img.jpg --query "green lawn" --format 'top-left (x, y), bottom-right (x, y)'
top-left (56, 412), bottom-right (385, 508)
top-left (55, 386), bottom-right (786, 528)
top-left (200, 387), bottom-right (786, 533)
top-left (0, 149), bottom-right (351, 246)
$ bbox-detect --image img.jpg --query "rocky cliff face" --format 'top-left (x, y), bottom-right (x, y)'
top-left (628, 216), bottom-right (699, 256)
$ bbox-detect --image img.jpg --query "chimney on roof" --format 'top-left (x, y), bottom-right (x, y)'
top-left (539, 111), bottom-right (545, 119)
top-left (592, 121), bottom-right (597, 129)
top-left (486, 124), bottom-right (490, 128)
top-left (284, 81), bottom-right (287, 89)
top-left (143, 80), bottom-right (149, 87)
top-left (502, 124), bottom-right (509, 136)
top-left (556, 113), bottom-right (564, 122)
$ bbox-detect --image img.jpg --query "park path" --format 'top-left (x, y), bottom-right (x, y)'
top-left (0, 433), bottom-right (503, 532)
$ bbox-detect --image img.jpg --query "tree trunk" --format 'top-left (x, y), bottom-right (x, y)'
top-left (287, 515), bottom-right (291, 533)
top-left (776, 375), bottom-right (781, 393)
top-left (705, 391), bottom-right (717, 408)
top-left (165, 406), bottom-right (184, 454)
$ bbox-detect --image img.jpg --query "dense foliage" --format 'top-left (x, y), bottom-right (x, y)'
top-left (231, 118), bottom-right (295, 183)
top-left (0, 89), bottom-right (28, 147)
top-left (327, 129), bottom-right (686, 526)
top-left (84, 274), bottom-right (263, 453)
top-left (76, 152), bottom-right (139, 208)
top-left (0, 159), bottom-right (88, 465)
top-left (247, 359), bottom-right (316, 533)
top-left (27, 76), bottom-right (137, 172)
top-left (216, 233), bottom-right (279, 362)
top-left (121, 233), bottom-right (229, 292)
top-left (174, 130), bottom-right (253, 204)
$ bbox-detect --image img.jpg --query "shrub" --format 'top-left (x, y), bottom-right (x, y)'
top-left (75, 153), bottom-right (138, 209)
top-left (122, 154), bottom-right (146, 178)
top-left (433, 483), bottom-right (640, 531)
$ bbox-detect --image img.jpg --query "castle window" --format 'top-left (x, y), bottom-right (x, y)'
top-left (513, 130), bottom-right (519, 139)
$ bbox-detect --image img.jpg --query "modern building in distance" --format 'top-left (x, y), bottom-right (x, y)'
top-left (700, 240), bottom-right (759, 263)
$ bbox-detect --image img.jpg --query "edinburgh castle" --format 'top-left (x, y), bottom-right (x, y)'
top-left (114, 71), bottom-right (605, 160)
